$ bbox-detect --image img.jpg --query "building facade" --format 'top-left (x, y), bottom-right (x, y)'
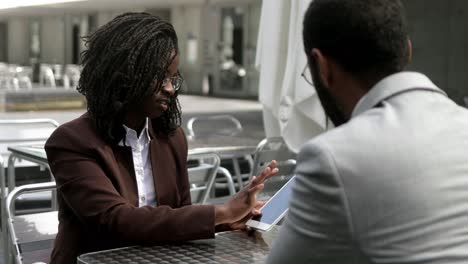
top-left (0, 0), bottom-right (262, 99)
top-left (0, 0), bottom-right (467, 104)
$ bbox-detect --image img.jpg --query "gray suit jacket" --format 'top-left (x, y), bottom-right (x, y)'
top-left (267, 72), bottom-right (468, 264)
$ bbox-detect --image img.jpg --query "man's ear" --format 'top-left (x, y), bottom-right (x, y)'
top-left (311, 48), bottom-right (331, 88)
top-left (407, 37), bottom-right (412, 64)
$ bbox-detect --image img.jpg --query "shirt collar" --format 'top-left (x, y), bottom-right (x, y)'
top-left (351, 71), bottom-right (447, 118)
top-left (119, 118), bottom-right (151, 146)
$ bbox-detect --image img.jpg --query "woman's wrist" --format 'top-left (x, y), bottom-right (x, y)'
top-left (214, 204), bottom-right (231, 225)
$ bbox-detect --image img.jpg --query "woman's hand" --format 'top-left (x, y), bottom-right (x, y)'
top-left (228, 200), bottom-right (266, 230)
top-left (215, 160), bottom-right (278, 225)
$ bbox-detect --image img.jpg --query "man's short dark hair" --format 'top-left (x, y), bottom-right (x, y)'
top-left (303, 0), bottom-right (409, 83)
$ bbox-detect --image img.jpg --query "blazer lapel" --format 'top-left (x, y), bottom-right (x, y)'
top-left (112, 145), bottom-right (139, 206)
top-left (149, 136), bottom-right (180, 207)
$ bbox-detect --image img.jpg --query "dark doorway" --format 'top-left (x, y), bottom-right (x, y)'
top-left (0, 22), bottom-right (7, 62)
top-left (72, 24), bottom-right (80, 64)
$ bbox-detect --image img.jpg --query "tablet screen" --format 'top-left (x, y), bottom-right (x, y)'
top-left (252, 176), bottom-right (295, 225)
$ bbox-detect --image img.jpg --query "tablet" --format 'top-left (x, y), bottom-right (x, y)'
top-left (246, 175), bottom-right (296, 232)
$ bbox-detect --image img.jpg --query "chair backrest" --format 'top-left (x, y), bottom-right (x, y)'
top-left (0, 119), bottom-right (59, 159)
top-left (14, 66), bottom-right (33, 90)
top-left (187, 152), bottom-right (220, 204)
top-left (186, 115), bottom-right (242, 138)
top-left (63, 64), bottom-right (81, 90)
top-left (250, 137), bottom-right (297, 194)
top-left (5, 182), bottom-right (58, 264)
top-left (39, 65), bottom-right (56, 88)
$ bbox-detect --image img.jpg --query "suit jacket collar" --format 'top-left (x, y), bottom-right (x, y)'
top-left (351, 71), bottom-right (447, 118)
top-left (118, 118), bottom-right (151, 147)
top-left (110, 116), bottom-right (166, 144)
top-left (114, 118), bottom-right (172, 205)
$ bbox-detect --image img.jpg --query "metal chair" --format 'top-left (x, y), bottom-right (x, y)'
top-left (5, 182), bottom-right (58, 264)
top-left (0, 65), bottom-right (19, 90)
top-left (0, 119), bottom-right (59, 215)
top-left (13, 66), bottom-right (33, 90)
top-left (250, 137), bottom-right (297, 197)
top-left (187, 115), bottom-right (254, 190)
top-left (0, 119), bottom-right (58, 264)
top-left (0, 63), bottom-right (8, 89)
top-left (39, 65), bottom-right (56, 88)
top-left (63, 64), bottom-right (81, 90)
top-left (187, 152), bottom-right (235, 204)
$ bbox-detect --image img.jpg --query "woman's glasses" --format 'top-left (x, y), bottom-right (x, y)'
top-left (162, 75), bottom-right (184, 91)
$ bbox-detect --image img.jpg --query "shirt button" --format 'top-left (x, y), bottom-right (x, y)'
top-left (140, 196), bottom-right (146, 202)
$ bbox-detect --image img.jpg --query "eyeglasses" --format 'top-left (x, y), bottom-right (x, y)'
top-left (301, 63), bottom-right (313, 86)
top-left (162, 74), bottom-right (184, 92)
top-left (301, 63), bottom-right (331, 130)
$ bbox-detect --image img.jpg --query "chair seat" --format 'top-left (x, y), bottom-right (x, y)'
top-left (13, 211), bottom-right (58, 245)
top-left (9, 212), bottom-right (57, 263)
top-left (4, 182), bottom-right (57, 264)
top-left (21, 248), bottom-right (51, 264)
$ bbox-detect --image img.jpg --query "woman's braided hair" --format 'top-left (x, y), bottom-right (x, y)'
top-left (78, 12), bottom-right (181, 142)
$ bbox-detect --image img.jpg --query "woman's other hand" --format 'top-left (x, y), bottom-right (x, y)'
top-left (215, 160), bottom-right (278, 225)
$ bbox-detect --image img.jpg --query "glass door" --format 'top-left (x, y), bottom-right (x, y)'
top-left (202, 0), bottom-right (261, 98)
top-left (0, 22), bottom-right (7, 62)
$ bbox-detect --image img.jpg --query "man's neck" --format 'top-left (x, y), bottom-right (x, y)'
top-left (332, 77), bottom-right (369, 120)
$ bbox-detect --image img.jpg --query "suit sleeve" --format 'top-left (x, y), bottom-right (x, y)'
top-left (45, 126), bottom-right (216, 245)
top-left (267, 141), bottom-right (357, 264)
top-left (177, 128), bottom-right (193, 207)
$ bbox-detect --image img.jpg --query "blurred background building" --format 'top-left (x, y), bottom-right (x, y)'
top-left (0, 0), bottom-right (466, 110)
top-left (0, 0), bottom-right (261, 110)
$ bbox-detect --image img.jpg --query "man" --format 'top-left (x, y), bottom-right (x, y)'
top-left (267, 0), bottom-right (468, 263)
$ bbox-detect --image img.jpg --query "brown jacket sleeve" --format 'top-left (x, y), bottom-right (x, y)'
top-left (45, 121), bottom-right (216, 245)
top-left (178, 127), bottom-right (193, 207)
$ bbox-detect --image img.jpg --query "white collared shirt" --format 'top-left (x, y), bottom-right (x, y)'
top-left (119, 119), bottom-right (157, 207)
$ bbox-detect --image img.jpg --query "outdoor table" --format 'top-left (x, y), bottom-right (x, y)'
top-left (78, 227), bottom-right (279, 264)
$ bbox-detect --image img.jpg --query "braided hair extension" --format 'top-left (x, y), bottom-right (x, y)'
top-left (78, 12), bottom-right (181, 143)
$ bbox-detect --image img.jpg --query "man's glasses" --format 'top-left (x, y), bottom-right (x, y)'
top-left (162, 74), bottom-right (184, 92)
top-left (301, 64), bottom-right (313, 86)
top-left (300, 63), bottom-right (331, 129)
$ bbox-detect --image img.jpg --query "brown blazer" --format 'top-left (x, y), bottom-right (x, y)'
top-left (45, 113), bottom-right (217, 263)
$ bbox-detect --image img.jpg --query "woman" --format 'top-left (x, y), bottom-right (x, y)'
top-left (45, 12), bottom-right (277, 263)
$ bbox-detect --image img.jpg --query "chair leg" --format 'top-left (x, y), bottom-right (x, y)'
top-left (216, 167), bottom-right (236, 196)
top-left (232, 158), bottom-right (243, 190)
